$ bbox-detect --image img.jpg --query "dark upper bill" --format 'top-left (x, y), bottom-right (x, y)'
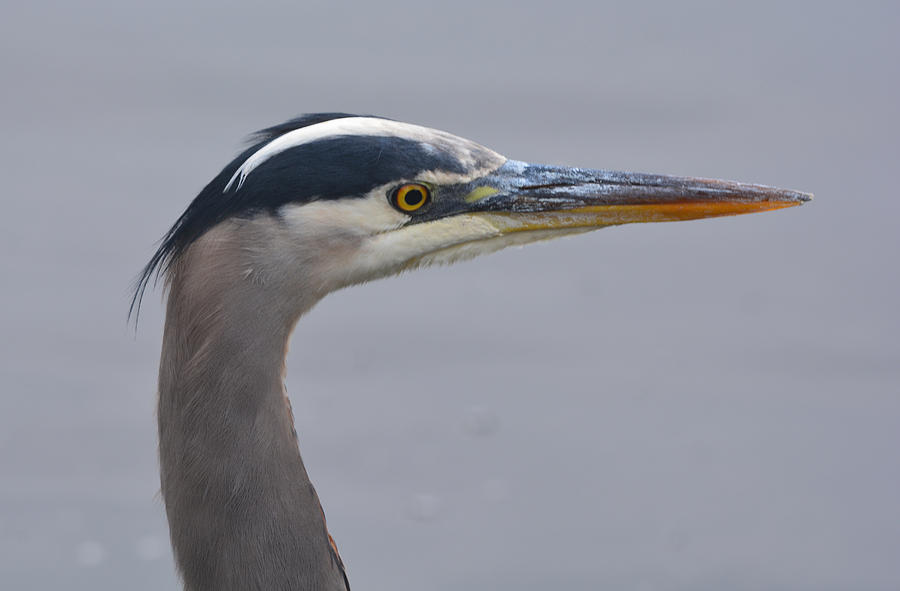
top-left (465, 160), bottom-right (812, 228)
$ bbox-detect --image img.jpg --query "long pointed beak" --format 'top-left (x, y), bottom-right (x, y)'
top-left (468, 160), bottom-right (812, 231)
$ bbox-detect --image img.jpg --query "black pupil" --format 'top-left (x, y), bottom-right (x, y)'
top-left (404, 188), bottom-right (424, 206)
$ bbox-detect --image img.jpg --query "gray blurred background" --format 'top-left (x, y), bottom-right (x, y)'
top-left (2, 1), bottom-right (898, 589)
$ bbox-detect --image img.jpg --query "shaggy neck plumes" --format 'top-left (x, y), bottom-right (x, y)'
top-left (156, 223), bottom-right (348, 591)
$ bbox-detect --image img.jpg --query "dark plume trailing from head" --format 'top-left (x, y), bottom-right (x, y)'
top-left (129, 113), bottom-right (371, 323)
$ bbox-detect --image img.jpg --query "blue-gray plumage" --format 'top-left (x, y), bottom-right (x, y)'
top-left (139, 113), bottom-right (810, 591)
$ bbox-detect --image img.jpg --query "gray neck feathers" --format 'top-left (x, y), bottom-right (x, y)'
top-left (157, 219), bottom-right (348, 591)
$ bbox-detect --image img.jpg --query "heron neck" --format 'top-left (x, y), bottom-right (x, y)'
top-left (157, 226), bottom-right (347, 591)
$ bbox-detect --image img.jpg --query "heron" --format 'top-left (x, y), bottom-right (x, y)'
top-left (134, 113), bottom-right (810, 591)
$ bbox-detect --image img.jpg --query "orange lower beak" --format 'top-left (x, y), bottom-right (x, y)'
top-left (568, 198), bottom-right (802, 224)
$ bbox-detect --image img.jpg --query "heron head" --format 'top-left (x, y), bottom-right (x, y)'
top-left (134, 114), bottom-right (810, 316)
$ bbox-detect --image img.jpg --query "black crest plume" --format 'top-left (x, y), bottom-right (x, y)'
top-left (129, 112), bottom-right (366, 322)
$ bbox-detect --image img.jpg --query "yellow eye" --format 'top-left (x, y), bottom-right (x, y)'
top-left (391, 183), bottom-right (431, 212)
